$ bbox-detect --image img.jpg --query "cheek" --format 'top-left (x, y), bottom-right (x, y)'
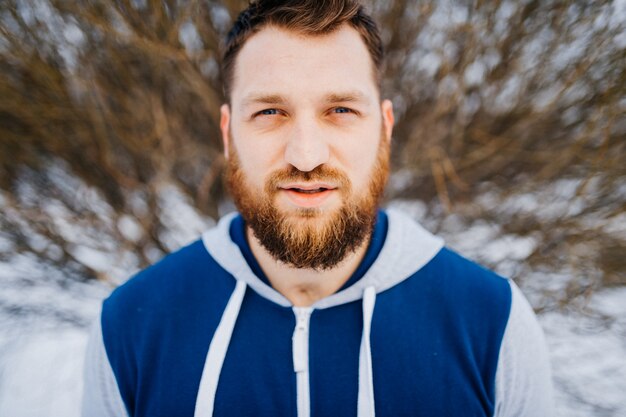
top-left (336, 140), bottom-right (381, 188)
top-left (232, 124), bottom-right (286, 169)
top-left (233, 143), bottom-right (282, 189)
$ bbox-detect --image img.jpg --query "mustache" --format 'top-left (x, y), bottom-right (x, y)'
top-left (265, 165), bottom-right (350, 191)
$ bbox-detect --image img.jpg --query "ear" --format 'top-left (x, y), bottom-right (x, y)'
top-left (381, 99), bottom-right (394, 144)
top-left (220, 104), bottom-right (231, 159)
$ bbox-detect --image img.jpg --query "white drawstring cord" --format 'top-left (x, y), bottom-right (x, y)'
top-left (193, 280), bottom-right (376, 417)
top-left (194, 280), bottom-right (247, 417)
top-left (358, 286), bottom-right (377, 417)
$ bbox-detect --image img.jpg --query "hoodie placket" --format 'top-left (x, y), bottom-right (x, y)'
top-left (292, 307), bottom-right (314, 417)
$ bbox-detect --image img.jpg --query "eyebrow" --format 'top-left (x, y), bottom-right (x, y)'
top-left (240, 90), bottom-right (371, 108)
top-left (241, 94), bottom-right (287, 107)
top-left (324, 91), bottom-right (369, 104)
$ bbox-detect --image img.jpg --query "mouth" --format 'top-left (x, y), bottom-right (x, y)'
top-left (281, 182), bottom-right (337, 193)
top-left (279, 183), bottom-right (337, 208)
top-left (285, 186), bottom-right (332, 194)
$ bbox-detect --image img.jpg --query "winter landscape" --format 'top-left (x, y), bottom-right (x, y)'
top-left (1, 0), bottom-right (625, 416)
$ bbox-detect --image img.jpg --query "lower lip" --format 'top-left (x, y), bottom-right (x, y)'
top-left (282, 189), bottom-right (335, 208)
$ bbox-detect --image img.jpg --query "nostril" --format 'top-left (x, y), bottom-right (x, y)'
top-left (284, 137), bottom-right (330, 173)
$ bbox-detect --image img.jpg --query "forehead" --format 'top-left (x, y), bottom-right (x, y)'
top-left (231, 24), bottom-right (379, 105)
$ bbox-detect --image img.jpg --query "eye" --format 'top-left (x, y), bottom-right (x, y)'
top-left (332, 107), bottom-right (354, 114)
top-left (258, 108), bottom-right (279, 116)
top-left (250, 108), bottom-right (288, 126)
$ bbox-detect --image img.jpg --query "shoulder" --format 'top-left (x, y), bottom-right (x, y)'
top-left (102, 232), bottom-right (237, 333)
top-left (420, 247), bottom-right (513, 313)
top-left (104, 239), bottom-right (213, 311)
top-left (428, 246), bottom-right (505, 282)
top-left (381, 208), bottom-right (512, 317)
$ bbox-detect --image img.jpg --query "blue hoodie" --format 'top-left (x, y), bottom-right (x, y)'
top-left (82, 209), bottom-right (554, 417)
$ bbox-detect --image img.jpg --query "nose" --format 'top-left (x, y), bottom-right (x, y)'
top-left (284, 118), bottom-right (330, 172)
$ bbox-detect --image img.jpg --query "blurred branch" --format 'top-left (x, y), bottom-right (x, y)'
top-left (0, 0), bottom-right (623, 302)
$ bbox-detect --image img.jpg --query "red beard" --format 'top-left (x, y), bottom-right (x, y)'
top-left (226, 136), bottom-right (389, 270)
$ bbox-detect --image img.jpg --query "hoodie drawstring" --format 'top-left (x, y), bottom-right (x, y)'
top-left (358, 286), bottom-right (377, 417)
top-left (194, 281), bottom-right (377, 417)
top-left (194, 280), bottom-right (247, 417)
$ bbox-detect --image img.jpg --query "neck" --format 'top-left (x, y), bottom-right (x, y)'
top-left (246, 227), bottom-right (370, 307)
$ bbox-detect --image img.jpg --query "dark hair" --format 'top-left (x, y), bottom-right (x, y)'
top-left (221, 0), bottom-right (384, 99)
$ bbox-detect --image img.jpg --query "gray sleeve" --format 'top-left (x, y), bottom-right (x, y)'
top-left (494, 280), bottom-right (555, 417)
top-left (81, 314), bottom-right (129, 417)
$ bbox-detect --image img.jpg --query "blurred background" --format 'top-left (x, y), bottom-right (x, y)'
top-left (0, 0), bottom-right (624, 415)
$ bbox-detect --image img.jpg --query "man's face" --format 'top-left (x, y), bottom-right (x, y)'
top-left (221, 24), bottom-right (394, 269)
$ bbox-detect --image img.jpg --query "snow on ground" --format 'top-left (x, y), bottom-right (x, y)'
top-left (0, 328), bottom-right (88, 417)
top-left (542, 287), bottom-right (626, 417)
top-left (0, 270), bottom-right (109, 417)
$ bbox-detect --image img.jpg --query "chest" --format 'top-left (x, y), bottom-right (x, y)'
top-left (130, 288), bottom-right (497, 417)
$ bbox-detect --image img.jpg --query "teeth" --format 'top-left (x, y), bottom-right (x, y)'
top-left (293, 188), bottom-right (325, 194)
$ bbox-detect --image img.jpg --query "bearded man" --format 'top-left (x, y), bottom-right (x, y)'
top-left (82, 1), bottom-right (554, 416)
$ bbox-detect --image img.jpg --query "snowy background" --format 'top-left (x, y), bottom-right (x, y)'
top-left (1, 0), bottom-right (625, 416)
